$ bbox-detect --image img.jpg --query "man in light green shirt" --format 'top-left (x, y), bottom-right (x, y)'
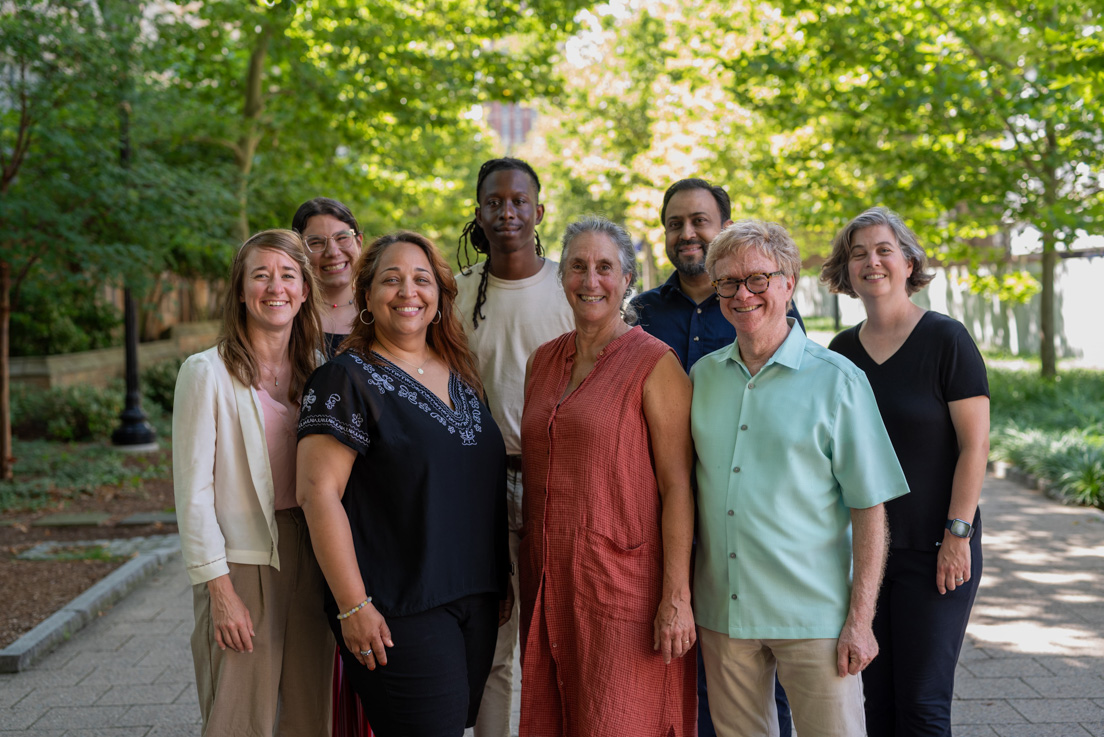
top-left (689, 219), bottom-right (909, 737)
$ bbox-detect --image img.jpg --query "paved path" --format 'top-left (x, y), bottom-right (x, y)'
top-left (2, 473), bottom-right (1103, 735)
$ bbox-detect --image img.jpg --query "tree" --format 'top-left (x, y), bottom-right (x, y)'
top-left (147, 0), bottom-right (597, 245)
top-left (725, 0), bottom-right (1104, 376)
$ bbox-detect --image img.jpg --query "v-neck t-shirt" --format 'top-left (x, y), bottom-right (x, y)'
top-left (829, 311), bottom-right (989, 551)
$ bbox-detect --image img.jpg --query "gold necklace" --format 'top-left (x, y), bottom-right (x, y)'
top-left (258, 360), bottom-right (285, 387)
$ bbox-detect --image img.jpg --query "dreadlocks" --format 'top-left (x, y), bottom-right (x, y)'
top-left (458, 157), bottom-right (544, 330)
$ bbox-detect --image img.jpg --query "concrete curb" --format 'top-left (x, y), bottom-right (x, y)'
top-left (0, 534), bottom-right (180, 673)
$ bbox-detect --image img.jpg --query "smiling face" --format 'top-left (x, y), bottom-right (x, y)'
top-left (474, 168), bottom-right (545, 256)
top-left (239, 247), bottom-right (310, 334)
top-left (663, 188), bottom-right (733, 278)
top-left (847, 224), bottom-right (914, 301)
top-left (365, 241), bottom-right (440, 344)
top-left (301, 213), bottom-right (362, 294)
top-left (712, 248), bottom-right (794, 339)
top-left (562, 231), bottom-right (632, 327)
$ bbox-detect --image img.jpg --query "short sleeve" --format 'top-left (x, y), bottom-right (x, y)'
top-left (940, 320), bottom-right (990, 402)
top-left (297, 359), bottom-right (374, 454)
top-left (830, 370), bottom-right (911, 510)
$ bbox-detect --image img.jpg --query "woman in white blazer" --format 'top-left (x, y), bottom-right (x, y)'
top-left (173, 229), bottom-right (332, 736)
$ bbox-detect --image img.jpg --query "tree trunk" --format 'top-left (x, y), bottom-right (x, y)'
top-left (0, 260), bottom-right (12, 480)
top-left (233, 23), bottom-right (274, 243)
top-left (1039, 229), bottom-right (1057, 378)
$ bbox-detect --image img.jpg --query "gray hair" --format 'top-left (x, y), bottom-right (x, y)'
top-left (705, 220), bottom-right (800, 311)
top-left (559, 215), bottom-right (639, 322)
top-left (820, 206), bottom-right (934, 297)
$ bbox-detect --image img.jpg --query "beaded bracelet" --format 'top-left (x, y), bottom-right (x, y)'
top-left (337, 597), bottom-right (372, 620)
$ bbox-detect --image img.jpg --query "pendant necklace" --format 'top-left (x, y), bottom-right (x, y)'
top-left (330, 298), bottom-right (354, 309)
top-left (377, 345), bottom-right (429, 376)
top-left (258, 360), bottom-right (283, 387)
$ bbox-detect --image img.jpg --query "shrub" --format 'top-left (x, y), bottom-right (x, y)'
top-left (142, 357), bottom-right (184, 413)
top-left (12, 381), bottom-right (170, 443)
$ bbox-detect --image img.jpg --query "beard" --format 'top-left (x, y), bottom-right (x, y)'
top-left (671, 240), bottom-right (708, 277)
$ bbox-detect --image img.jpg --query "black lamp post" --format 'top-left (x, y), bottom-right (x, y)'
top-left (111, 288), bottom-right (157, 450)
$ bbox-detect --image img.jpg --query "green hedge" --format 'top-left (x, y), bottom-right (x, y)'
top-left (989, 368), bottom-right (1104, 508)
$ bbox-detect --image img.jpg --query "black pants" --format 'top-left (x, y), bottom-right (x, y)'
top-left (336, 592), bottom-right (499, 737)
top-left (863, 529), bottom-right (982, 737)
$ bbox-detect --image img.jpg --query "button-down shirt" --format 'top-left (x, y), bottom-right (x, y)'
top-left (632, 271), bottom-right (805, 371)
top-left (689, 320), bottom-right (909, 639)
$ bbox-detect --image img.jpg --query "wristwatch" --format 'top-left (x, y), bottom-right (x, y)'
top-left (945, 518), bottom-right (975, 539)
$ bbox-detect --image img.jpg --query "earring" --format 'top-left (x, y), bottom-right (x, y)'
top-left (431, 310), bottom-right (442, 325)
top-left (359, 309), bottom-right (375, 326)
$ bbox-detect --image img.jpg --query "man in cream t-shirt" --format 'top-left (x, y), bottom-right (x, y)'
top-left (455, 157), bottom-right (574, 737)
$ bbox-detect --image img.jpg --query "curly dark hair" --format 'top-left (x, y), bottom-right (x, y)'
top-left (457, 157), bottom-right (544, 330)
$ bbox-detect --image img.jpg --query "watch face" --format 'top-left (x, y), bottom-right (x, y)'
top-left (949, 519), bottom-right (971, 537)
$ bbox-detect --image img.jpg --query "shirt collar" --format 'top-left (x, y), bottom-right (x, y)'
top-left (723, 317), bottom-right (804, 372)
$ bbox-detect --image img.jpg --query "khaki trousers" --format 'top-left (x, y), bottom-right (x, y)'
top-left (191, 509), bottom-right (334, 737)
top-left (473, 467), bottom-right (524, 737)
top-left (699, 626), bottom-right (866, 737)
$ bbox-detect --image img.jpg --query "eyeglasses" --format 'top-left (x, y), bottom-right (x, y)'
top-left (711, 271), bottom-right (784, 298)
top-left (303, 229), bottom-right (358, 253)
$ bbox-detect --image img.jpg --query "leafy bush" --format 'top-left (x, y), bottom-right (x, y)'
top-left (990, 368), bottom-right (1104, 508)
top-left (12, 381), bottom-right (170, 443)
top-left (141, 357), bottom-right (184, 413)
top-left (10, 277), bottom-right (121, 357)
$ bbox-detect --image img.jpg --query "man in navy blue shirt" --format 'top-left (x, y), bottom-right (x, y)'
top-left (633, 178), bottom-right (803, 369)
top-left (631, 177), bottom-right (799, 737)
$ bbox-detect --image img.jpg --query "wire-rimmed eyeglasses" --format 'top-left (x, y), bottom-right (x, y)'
top-left (711, 271), bottom-right (784, 298)
top-left (303, 229), bottom-right (358, 253)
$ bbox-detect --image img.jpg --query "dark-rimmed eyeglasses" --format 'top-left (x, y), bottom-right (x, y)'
top-left (711, 271), bottom-right (783, 298)
top-left (303, 230), bottom-right (358, 253)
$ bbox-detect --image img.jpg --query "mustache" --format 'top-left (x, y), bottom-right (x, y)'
top-left (677, 239), bottom-right (708, 249)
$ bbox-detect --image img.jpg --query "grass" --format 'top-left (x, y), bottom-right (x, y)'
top-left (989, 367), bottom-right (1104, 508)
top-left (0, 440), bottom-right (172, 514)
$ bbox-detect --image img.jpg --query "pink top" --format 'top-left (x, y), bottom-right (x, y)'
top-left (257, 387), bottom-right (298, 511)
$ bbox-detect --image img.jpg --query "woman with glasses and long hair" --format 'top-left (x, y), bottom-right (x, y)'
top-left (293, 197), bottom-right (364, 357)
top-left (822, 207), bottom-right (989, 736)
top-left (173, 229), bottom-right (331, 736)
top-left (297, 231), bottom-right (510, 736)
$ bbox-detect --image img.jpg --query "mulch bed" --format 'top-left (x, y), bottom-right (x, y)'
top-left (0, 477), bottom-right (177, 649)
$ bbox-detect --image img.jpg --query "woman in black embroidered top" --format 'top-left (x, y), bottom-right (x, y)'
top-left (297, 231), bottom-right (510, 737)
top-left (821, 207), bottom-right (990, 737)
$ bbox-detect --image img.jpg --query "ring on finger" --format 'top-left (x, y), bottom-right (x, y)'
top-left (955, 577), bottom-right (964, 583)
top-left (359, 649), bottom-right (372, 656)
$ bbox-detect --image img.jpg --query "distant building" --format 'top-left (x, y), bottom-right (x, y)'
top-left (486, 102), bottom-right (537, 152)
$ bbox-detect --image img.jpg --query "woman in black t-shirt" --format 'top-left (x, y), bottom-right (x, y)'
top-left (822, 207), bottom-right (990, 737)
top-left (297, 231), bottom-right (510, 737)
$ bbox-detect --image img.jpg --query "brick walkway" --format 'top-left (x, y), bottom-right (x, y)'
top-left (2, 472), bottom-right (1103, 735)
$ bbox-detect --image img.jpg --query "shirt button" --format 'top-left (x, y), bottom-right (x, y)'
top-left (748, 382), bottom-right (755, 389)
top-left (727, 510), bottom-right (735, 516)
top-left (731, 594), bottom-right (738, 600)
top-left (693, 336), bottom-right (700, 342)
top-left (740, 424), bottom-right (748, 431)
top-left (697, 308), bottom-right (702, 314)
top-left (733, 466), bottom-right (741, 473)
top-left (729, 552), bottom-right (736, 559)
top-left (551, 642), bottom-right (557, 648)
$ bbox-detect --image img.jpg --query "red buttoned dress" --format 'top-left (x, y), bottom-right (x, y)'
top-left (519, 327), bottom-right (697, 737)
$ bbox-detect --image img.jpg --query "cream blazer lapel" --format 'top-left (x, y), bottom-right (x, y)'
top-left (233, 377), bottom-right (280, 568)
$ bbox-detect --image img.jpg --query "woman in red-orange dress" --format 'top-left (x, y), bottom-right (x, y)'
top-left (519, 216), bottom-right (697, 736)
